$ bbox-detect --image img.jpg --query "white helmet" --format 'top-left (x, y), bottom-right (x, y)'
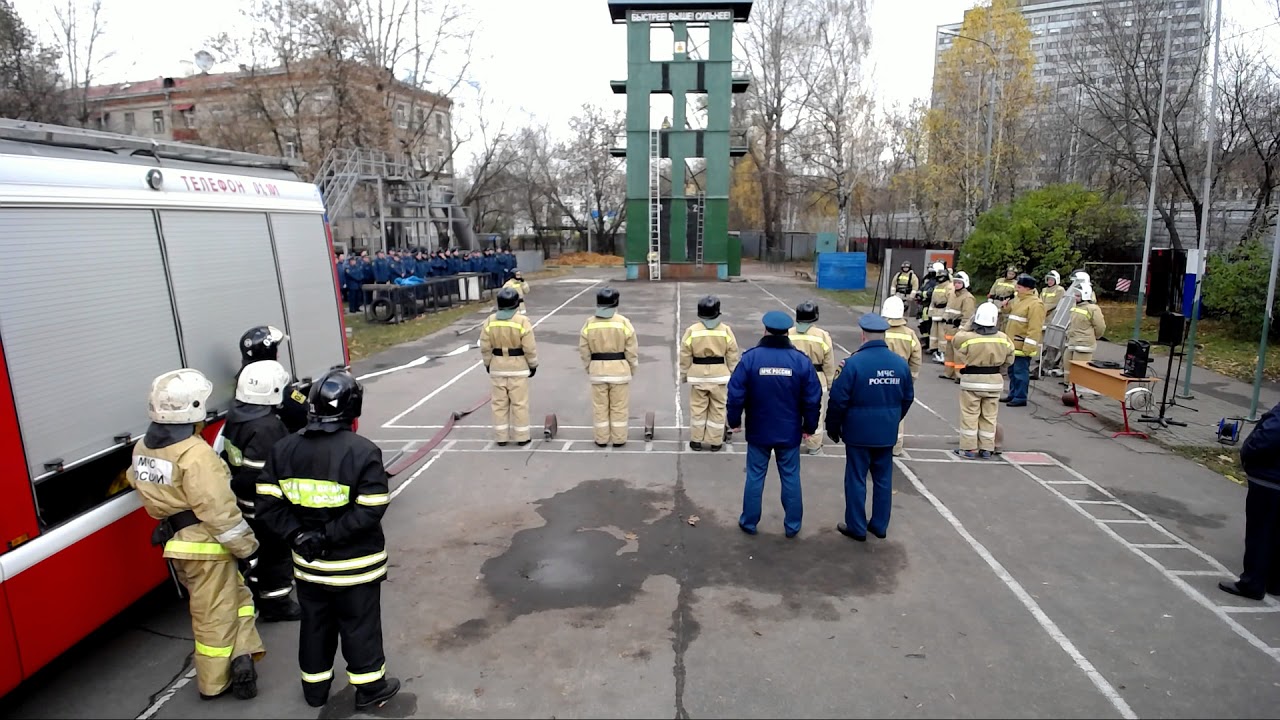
top-left (973, 302), bottom-right (1000, 328)
top-left (932, 261), bottom-right (946, 274)
top-left (1079, 284), bottom-right (1096, 303)
top-left (1046, 270), bottom-right (1060, 285)
top-left (882, 295), bottom-right (905, 320)
top-left (236, 360), bottom-right (292, 406)
top-left (148, 369), bottom-right (213, 424)
top-left (1071, 270), bottom-right (1091, 285)
top-left (954, 271), bottom-right (970, 289)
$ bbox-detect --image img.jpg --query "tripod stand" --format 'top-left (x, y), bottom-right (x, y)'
top-left (1139, 340), bottom-right (1196, 428)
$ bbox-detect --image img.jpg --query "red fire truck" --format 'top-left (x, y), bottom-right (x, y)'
top-left (0, 120), bottom-right (349, 695)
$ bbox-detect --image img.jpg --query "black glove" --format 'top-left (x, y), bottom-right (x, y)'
top-left (291, 529), bottom-right (328, 562)
top-left (237, 553), bottom-right (259, 579)
top-left (528, 366), bottom-right (538, 378)
top-left (829, 433), bottom-right (841, 444)
top-left (483, 364), bottom-right (490, 374)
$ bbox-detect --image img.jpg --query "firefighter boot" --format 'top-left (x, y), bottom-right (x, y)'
top-left (231, 655), bottom-right (258, 700)
top-left (259, 596), bottom-right (302, 623)
top-left (355, 677), bottom-right (402, 710)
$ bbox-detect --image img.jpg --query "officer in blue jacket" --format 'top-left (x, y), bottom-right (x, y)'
top-left (400, 250), bottom-right (416, 279)
top-left (388, 250), bottom-right (403, 279)
top-left (826, 313), bottom-right (915, 541)
top-left (371, 251), bottom-right (391, 284)
top-left (726, 311), bottom-right (823, 538)
top-left (342, 256), bottom-right (366, 313)
top-left (1220, 400), bottom-right (1280, 601)
top-left (414, 250), bottom-right (429, 279)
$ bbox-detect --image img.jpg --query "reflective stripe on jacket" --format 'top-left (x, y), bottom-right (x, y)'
top-left (1005, 293), bottom-right (1047, 357)
top-left (929, 284), bottom-right (951, 319)
top-left (953, 331), bottom-right (1015, 395)
top-left (1040, 286), bottom-right (1064, 316)
top-left (480, 313), bottom-right (538, 377)
top-left (787, 325), bottom-right (835, 387)
top-left (579, 313), bottom-right (639, 383)
top-left (129, 434), bottom-right (259, 561)
top-left (1066, 303), bottom-right (1106, 353)
top-left (944, 289), bottom-right (976, 334)
top-left (884, 321), bottom-right (922, 378)
top-left (680, 321), bottom-right (740, 384)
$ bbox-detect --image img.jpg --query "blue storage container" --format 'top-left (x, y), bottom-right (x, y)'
top-left (816, 252), bottom-right (867, 290)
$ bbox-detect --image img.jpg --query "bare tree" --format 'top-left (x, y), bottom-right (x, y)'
top-left (1217, 41), bottom-right (1280, 243)
top-left (0, 0), bottom-right (65, 122)
top-left (53, 0), bottom-right (112, 127)
top-left (741, 0), bottom-right (819, 249)
top-left (795, 0), bottom-right (873, 250)
top-left (538, 104), bottom-right (627, 254)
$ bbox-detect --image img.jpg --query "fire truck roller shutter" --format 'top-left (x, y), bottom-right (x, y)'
top-left (0, 209), bottom-right (184, 480)
top-left (268, 213), bottom-right (347, 379)
top-left (159, 211), bottom-right (289, 413)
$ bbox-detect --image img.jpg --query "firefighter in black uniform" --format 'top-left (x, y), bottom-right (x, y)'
top-left (221, 359), bottom-right (301, 623)
top-left (238, 325), bottom-right (310, 433)
top-left (255, 368), bottom-right (400, 711)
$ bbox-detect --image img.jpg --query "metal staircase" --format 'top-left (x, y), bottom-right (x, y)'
top-left (648, 129), bottom-right (662, 281)
top-left (694, 191), bottom-right (706, 270)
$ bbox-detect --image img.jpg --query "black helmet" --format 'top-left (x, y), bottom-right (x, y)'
top-left (697, 295), bottom-right (721, 320)
top-left (796, 301), bottom-right (819, 325)
top-left (307, 367), bottom-right (363, 426)
top-left (901, 261), bottom-right (911, 270)
top-left (496, 288), bottom-right (521, 311)
top-left (239, 325), bottom-right (286, 364)
top-left (596, 287), bottom-right (620, 308)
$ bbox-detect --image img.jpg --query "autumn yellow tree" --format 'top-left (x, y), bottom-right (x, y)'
top-left (926, 0), bottom-right (1038, 239)
top-left (729, 153), bottom-right (765, 230)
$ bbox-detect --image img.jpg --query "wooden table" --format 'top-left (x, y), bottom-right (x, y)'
top-left (1066, 361), bottom-right (1160, 439)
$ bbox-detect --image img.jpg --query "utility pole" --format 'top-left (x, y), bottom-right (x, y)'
top-left (1133, 15), bottom-right (1174, 340)
top-left (1179, 0), bottom-right (1224, 398)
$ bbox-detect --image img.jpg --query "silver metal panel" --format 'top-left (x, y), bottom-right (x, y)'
top-left (160, 210), bottom-right (288, 410)
top-left (0, 208), bottom-right (182, 479)
top-left (268, 213), bottom-right (346, 382)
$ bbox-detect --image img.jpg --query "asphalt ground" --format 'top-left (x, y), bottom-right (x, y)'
top-left (3, 270), bottom-right (1279, 719)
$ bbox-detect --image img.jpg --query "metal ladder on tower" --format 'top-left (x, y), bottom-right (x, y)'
top-left (694, 191), bottom-right (706, 270)
top-left (648, 128), bottom-right (662, 281)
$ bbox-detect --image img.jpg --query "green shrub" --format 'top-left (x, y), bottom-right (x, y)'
top-left (1203, 239), bottom-right (1280, 340)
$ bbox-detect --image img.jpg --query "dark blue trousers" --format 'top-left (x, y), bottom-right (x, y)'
top-left (1008, 355), bottom-right (1031, 403)
top-left (740, 443), bottom-right (803, 535)
top-left (844, 445), bottom-right (895, 537)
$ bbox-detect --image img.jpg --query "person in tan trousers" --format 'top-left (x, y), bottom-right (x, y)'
top-left (880, 296), bottom-right (922, 455)
top-left (680, 295), bottom-right (740, 452)
top-left (580, 287), bottom-right (639, 447)
top-left (129, 369), bottom-right (264, 701)
top-left (788, 301), bottom-right (835, 455)
top-left (952, 303), bottom-right (1015, 460)
top-left (480, 287), bottom-right (539, 446)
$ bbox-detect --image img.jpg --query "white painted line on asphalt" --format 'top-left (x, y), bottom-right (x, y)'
top-left (674, 282), bottom-right (684, 431)
top-left (1004, 457), bottom-right (1280, 661)
top-left (382, 281), bottom-right (601, 428)
top-left (390, 450), bottom-right (444, 500)
top-left (1097, 519), bottom-right (1147, 524)
top-left (1131, 543), bottom-right (1187, 549)
top-left (895, 459), bottom-right (1137, 719)
top-left (1073, 500), bottom-right (1122, 505)
top-left (135, 668), bottom-right (197, 720)
top-left (1170, 570), bottom-right (1230, 577)
top-left (356, 342), bottom-right (475, 381)
top-left (1044, 480), bottom-right (1091, 485)
top-left (563, 441), bottom-right (574, 451)
top-left (1221, 606), bottom-right (1280, 614)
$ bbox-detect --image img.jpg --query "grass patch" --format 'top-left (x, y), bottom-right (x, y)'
top-left (818, 288), bottom-right (878, 309)
top-left (1169, 445), bottom-right (1247, 486)
top-left (1097, 302), bottom-right (1279, 384)
top-left (346, 303), bottom-right (484, 362)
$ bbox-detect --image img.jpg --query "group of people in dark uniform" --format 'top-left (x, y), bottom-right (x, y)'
top-left (336, 247), bottom-right (520, 313)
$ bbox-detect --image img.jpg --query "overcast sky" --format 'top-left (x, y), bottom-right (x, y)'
top-left (13, 0), bottom-right (1280, 159)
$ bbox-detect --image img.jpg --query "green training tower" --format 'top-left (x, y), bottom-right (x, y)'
top-left (608, 0), bottom-right (751, 280)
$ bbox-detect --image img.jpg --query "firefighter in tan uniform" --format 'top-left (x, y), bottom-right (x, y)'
top-left (580, 287), bottom-right (639, 447)
top-left (680, 296), bottom-right (740, 452)
top-left (892, 261), bottom-right (920, 316)
top-left (928, 265), bottom-right (952, 363)
top-left (952, 303), bottom-right (1015, 460)
top-left (502, 271), bottom-right (530, 315)
top-left (989, 265), bottom-right (1018, 326)
top-left (480, 287), bottom-right (539, 445)
top-left (1002, 275), bottom-right (1046, 407)
top-left (1040, 270), bottom-right (1064, 317)
top-left (940, 271), bottom-right (976, 381)
top-left (1064, 284), bottom-right (1107, 387)
top-left (881, 296), bottom-right (921, 456)
top-left (128, 369), bottom-right (264, 700)
top-left (788, 301), bottom-right (835, 455)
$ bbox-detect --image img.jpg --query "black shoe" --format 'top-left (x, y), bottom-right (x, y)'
top-left (612, 442), bottom-right (626, 447)
top-left (259, 598), bottom-right (301, 623)
top-left (496, 441), bottom-right (508, 447)
top-left (999, 396), bottom-right (1011, 403)
top-left (689, 441), bottom-right (703, 451)
top-left (938, 373), bottom-right (951, 380)
top-left (230, 655), bottom-right (258, 700)
top-left (1007, 401), bottom-right (1027, 407)
top-left (354, 677), bottom-right (402, 710)
top-left (595, 442), bottom-right (608, 448)
top-left (738, 522), bottom-right (757, 536)
top-left (1219, 580), bottom-right (1265, 601)
top-left (708, 444), bottom-right (722, 452)
top-left (517, 439), bottom-right (531, 446)
top-left (836, 523), bottom-right (866, 542)
top-left (868, 527), bottom-right (887, 540)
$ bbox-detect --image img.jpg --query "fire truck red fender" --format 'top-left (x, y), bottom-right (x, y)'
top-left (384, 396), bottom-right (490, 477)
